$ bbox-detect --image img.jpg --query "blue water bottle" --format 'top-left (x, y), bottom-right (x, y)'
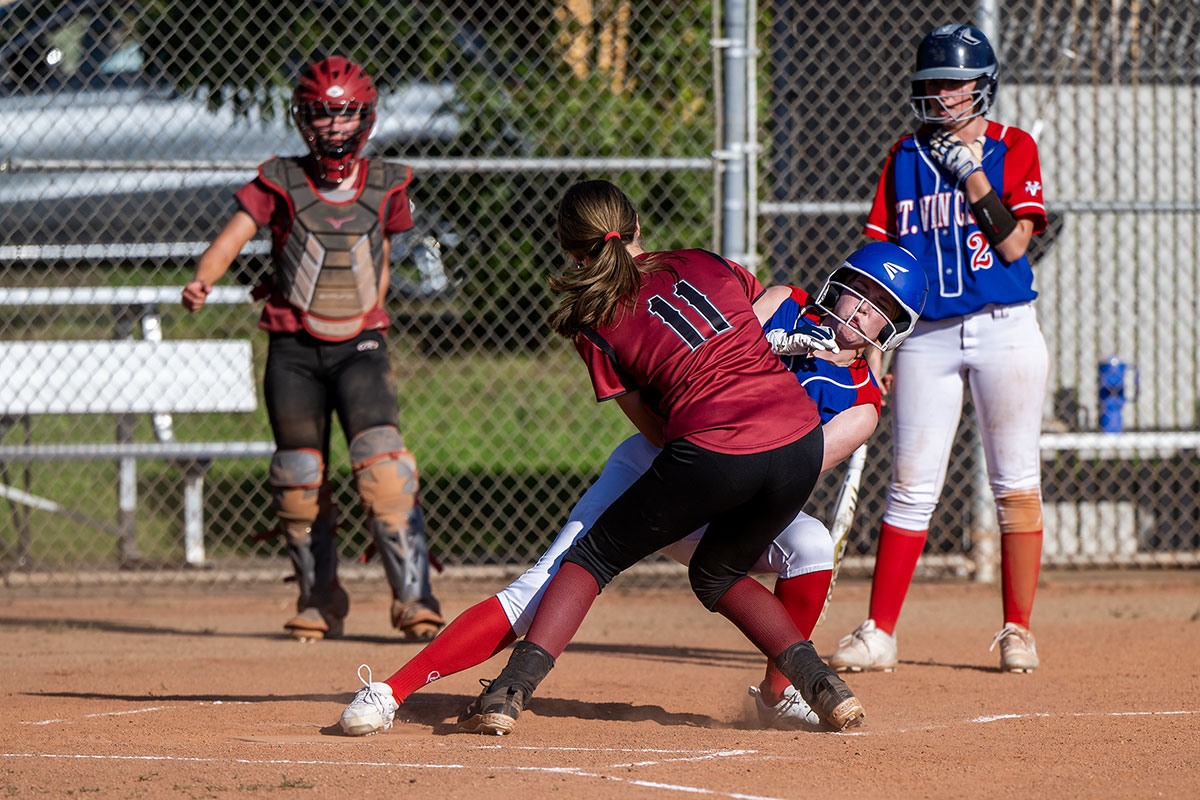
top-left (1097, 355), bottom-right (1136, 433)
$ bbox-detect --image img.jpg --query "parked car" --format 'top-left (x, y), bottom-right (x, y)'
top-left (0, 0), bottom-right (460, 303)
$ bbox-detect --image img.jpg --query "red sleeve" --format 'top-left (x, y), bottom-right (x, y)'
top-left (789, 287), bottom-right (812, 306)
top-left (851, 359), bottom-right (882, 417)
top-left (234, 178), bottom-right (278, 228)
top-left (1000, 127), bottom-right (1048, 234)
top-left (384, 187), bottom-right (414, 235)
top-left (864, 140), bottom-right (902, 241)
top-left (574, 332), bottom-right (633, 401)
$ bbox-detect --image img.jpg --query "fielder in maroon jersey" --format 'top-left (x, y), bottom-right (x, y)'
top-left (454, 179), bottom-right (865, 736)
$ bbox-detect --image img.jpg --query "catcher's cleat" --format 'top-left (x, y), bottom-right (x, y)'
top-left (830, 619), bottom-right (898, 673)
top-left (457, 641), bottom-right (555, 735)
top-left (748, 683), bottom-right (823, 732)
top-left (285, 584), bottom-right (349, 642)
top-left (990, 622), bottom-right (1039, 673)
top-left (775, 640), bottom-right (866, 731)
top-left (340, 664), bottom-right (399, 736)
top-left (391, 598), bottom-right (445, 641)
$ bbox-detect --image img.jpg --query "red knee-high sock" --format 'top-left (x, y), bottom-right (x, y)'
top-left (867, 522), bottom-right (928, 635)
top-left (712, 576), bottom-right (805, 659)
top-left (384, 596), bottom-right (517, 702)
top-left (524, 562), bottom-right (600, 658)
top-left (761, 570), bottom-right (832, 699)
top-left (1001, 531), bottom-right (1043, 629)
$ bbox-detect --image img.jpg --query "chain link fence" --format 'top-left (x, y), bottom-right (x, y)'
top-left (759, 0), bottom-right (1200, 574)
top-left (1, 0), bottom-right (1197, 588)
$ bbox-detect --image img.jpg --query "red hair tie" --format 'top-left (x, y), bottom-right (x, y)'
top-left (604, 231), bottom-right (621, 241)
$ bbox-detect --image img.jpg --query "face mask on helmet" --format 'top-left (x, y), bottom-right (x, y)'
top-left (291, 57), bottom-right (378, 184)
top-left (814, 270), bottom-right (908, 352)
top-left (909, 24), bottom-right (998, 125)
top-left (813, 242), bottom-right (927, 352)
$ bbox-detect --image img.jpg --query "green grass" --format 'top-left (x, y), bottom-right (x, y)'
top-left (0, 300), bottom-right (636, 567)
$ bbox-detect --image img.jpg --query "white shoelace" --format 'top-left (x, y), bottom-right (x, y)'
top-left (838, 621), bottom-right (873, 649)
top-left (989, 624), bottom-right (1034, 653)
top-left (352, 664), bottom-right (392, 715)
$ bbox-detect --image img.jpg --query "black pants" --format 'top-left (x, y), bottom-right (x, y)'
top-left (564, 425), bottom-right (824, 609)
top-left (263, 329), bottom-right (399, 456)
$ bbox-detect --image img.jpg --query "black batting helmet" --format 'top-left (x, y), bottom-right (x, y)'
top-left (909, 24), bottom-right (998, 124)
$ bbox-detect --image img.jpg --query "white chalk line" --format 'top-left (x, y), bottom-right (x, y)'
top-left (0, 751), bottom-right (785, 800)
top-left (835, 708), bottom-right (1200, 736)
top-left (21, 701), bottom-right (250, 727)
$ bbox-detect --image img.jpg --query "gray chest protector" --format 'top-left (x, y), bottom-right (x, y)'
top-left (259, 157), bottom-right (412, 341)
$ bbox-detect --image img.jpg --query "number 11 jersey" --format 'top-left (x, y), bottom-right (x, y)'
top-left (575, 249), bottom-right (819, 454)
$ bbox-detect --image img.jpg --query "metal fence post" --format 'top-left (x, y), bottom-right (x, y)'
top-left (717, 0), bottom-right (748, 264)
top-left (113, 304), bottom-right (143, 566)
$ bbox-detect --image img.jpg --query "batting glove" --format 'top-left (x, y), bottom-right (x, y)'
top-left (765, 320), bottom-right (840, 356)
top-left (929, 131), bottom-right (984, 183)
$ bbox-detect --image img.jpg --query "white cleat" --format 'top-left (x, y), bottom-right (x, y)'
top-left (748, 684), bottom-right (823, 731)
top-left (339, 664), bottom-right (399, 736)
top-left (830, 619), bottom-right (898, 673)
top-left (990, 622), bottom-right (1039, 673)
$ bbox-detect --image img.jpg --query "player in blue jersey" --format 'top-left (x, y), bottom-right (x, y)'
top-left (833, 24), bottom-right (1049, 675)
top-left (337, 241), bottom-right (927, 736)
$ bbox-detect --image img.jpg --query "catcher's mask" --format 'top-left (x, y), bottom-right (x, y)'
top-left (291, 56), bottom-right (378, 184)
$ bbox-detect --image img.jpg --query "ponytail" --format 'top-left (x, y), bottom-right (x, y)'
top-left (548, 180), bottom-right (671, 338)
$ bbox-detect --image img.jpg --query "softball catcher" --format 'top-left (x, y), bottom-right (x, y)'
top-left (183, 57), bottom-right (443, 641)
top-left (833, 24), bottom-right (1048, 674)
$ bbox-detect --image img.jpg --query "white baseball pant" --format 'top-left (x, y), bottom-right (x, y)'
top-left (496, 433), bottom-right (835, 635)
top-left (882, 301), bottom-right (1049, 531)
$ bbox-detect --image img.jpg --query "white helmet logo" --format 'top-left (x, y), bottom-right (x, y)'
top-left (326, 85), bottom-right (345, 98)
top-left (883, 261), bottom-right (908, 280)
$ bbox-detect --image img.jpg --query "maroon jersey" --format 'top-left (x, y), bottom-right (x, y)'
top-left (576, 249), bottom-right (820, 454)
top-left (234, 157), bottom-right (413, 334)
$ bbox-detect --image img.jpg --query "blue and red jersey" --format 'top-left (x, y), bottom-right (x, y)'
top-left (864, 121), bottom-right (1047, 320)
top-left (576, 250), bottom-right (820, 454)
top-left (762, 288), bottom-right (881, 423)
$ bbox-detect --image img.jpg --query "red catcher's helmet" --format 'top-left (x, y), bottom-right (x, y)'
top-left (291, 57), bottom-right (378, 184)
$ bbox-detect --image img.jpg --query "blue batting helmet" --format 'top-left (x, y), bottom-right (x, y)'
top-left (909, 24), bottom-right (998, 124)
top-left (813, 242), bottom-right (928, 351)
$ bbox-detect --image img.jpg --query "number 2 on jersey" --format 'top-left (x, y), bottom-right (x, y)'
top-left (647, 280), bottom-right (732, 349)
top-left (968, 231), bottom-right (994, 272)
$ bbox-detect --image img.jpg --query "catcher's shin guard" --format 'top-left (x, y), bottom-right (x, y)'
top-left (271, 450), bottom-right (347, 640)
top-left (282, 503), bottom-right (349, 641)
top-left (351, 426), bottom-right (444, 639)
top-left (457, 641), bottom-right (556, 735)
top-left (373, 511), bottom-right (444, 639)
top-left (775, 640), bottom-right (866, 730)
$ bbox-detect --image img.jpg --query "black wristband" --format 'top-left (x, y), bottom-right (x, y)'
top-left (970, 189), bottom-right (1018, 246)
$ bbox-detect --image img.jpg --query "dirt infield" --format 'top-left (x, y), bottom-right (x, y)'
top-left (2, 570), bottom-right (1198, 799)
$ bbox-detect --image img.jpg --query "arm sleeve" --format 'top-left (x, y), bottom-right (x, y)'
top-left (864, 143), bottom-right (901, 241)
top-left (1001, 130), bottom-right (1048, 234)
top-left (233, 178), bottom-right (276, 229)
top-left (575, 332), bottom-right (635, 401)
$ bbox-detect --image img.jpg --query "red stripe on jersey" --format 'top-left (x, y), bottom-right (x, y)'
top-left (864, 138), bottom-right (907, 240)
top-left (995, 122), bottom-right (1048, 234)
top-left (848, 357), bottom-right (882, 416)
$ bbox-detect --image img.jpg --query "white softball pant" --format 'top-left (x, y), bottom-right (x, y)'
top-left (496, 433), bottom-right (835, 635)
top-left (882, 301), bottom-right (1049, 531)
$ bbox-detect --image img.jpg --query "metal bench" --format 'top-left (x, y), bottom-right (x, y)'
top-left (0, 287), bottom-right (274, 568)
